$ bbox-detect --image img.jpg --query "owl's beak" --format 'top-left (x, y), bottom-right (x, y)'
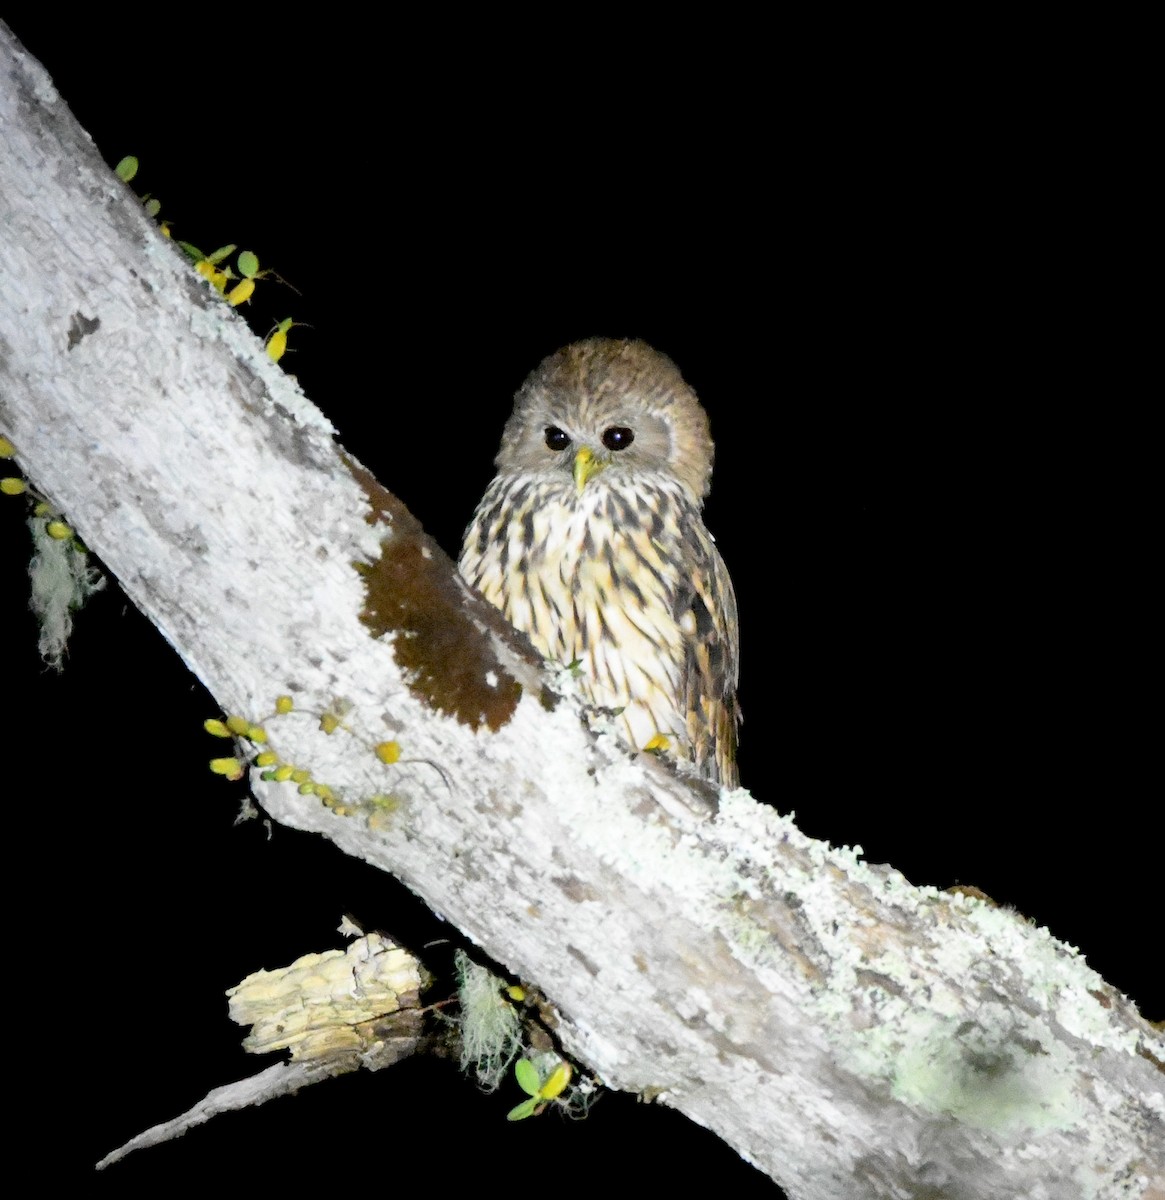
top-left (573, 446), bottom-right (604, 492)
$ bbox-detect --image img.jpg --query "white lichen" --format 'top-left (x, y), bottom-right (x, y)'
top-left (454, 949), bottom-right (523, 1091)
top-left (27, 516), bottom-right (105, 668)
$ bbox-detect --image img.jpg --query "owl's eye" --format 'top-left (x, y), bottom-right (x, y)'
top-left (544, 426), bottom-right (571, 452)
top-left (602, 426), bottom-right (635, 451)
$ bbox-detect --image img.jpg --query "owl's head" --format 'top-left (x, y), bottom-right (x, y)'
top-left (495, 338), bottom-right (715, 502)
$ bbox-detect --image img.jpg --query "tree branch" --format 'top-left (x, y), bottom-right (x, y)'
top-left (2, 24), bottom-right (1161, 1199)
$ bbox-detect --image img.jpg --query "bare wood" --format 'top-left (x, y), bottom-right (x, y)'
top-left (96, 933), bottom-right (428, 1169)
top-left (1, 25), bottom-right (1162, 1199)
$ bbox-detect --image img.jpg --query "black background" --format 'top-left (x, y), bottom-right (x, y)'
top-left (3, 15), bottom-right (1156, 1195)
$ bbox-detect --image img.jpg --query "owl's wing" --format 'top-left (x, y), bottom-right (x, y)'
top-left (675, 526), bottom-right (741, 788)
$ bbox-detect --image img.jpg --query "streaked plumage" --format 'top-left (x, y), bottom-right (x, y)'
top-left (459, 338), bottom-right (740, 786)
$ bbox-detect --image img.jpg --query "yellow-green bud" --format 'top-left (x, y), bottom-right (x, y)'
top-left (1, 477), bottom-right (26, 495)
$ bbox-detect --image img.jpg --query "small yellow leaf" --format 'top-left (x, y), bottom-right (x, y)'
top-left (203, 718), bottom-right (232, 738)
top-left (274, 765), bottom-right (295, 782)
top-left (46, 521), bottom-right (73, 540)
top-left (275, 695), bottom-right (293, 714)
top-left (255, 751), bottom-right (278, 767)
top-left (0, 437), bottom-right (16, 457)
top-left (227, 277), bottom-right (255, 307)
top-left (1, 477), bottom-right (27, 495)
top-left (539, 1061), bottom-right (572, 1100)
top-left (225, 714), bottom-right (251, 736)
top-left (210, 757), bottom-right (244, 780)
top-left (375, 740), bottom-right (401, 764)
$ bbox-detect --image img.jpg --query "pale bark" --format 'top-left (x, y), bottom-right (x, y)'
top-left (2, 24), bottom-right (1162, 1200)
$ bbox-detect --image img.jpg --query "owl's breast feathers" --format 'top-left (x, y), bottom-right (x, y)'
top-left (460, 473), bottom-right (739, 786)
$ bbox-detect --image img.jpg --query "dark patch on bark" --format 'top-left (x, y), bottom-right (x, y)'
top-left (854, 969), bottom-right (906, 998)
top-left (553, 874), bottom-right (602, 903)
top-left (347, 461), bottom-right (540, 732)
top-left (1137, 1040), bottom-right (1165, 1075)
top-left (67, 311), bottom-right (100, 349)
top-left (566, 944), bottom-right (601, 977)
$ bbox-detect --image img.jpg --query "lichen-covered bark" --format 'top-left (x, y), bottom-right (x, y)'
top-left (1, 24), bottom-right (1162, 1200)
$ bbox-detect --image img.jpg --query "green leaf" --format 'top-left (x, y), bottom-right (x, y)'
top-left (237, 250), bottom-right (259, 279)
top-left (514, 1058), bottom-right (541, 1097)
top-left (506, 1098), bottom-right (540, 1122)
top-left (144, 198), bottom-right (161, 218)
top-left (115, 155), bottom-right (139, 182)
top-left (207, 244), bottom-right (237, 265)
top-left (177, 241), bottom-right (205, 262)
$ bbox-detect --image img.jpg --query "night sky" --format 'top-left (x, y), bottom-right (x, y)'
top-left (3, 16), bottom-right (1155, 1194)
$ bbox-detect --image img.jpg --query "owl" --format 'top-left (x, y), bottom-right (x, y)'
top-left (459, 338), bottom-right (740, 787)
